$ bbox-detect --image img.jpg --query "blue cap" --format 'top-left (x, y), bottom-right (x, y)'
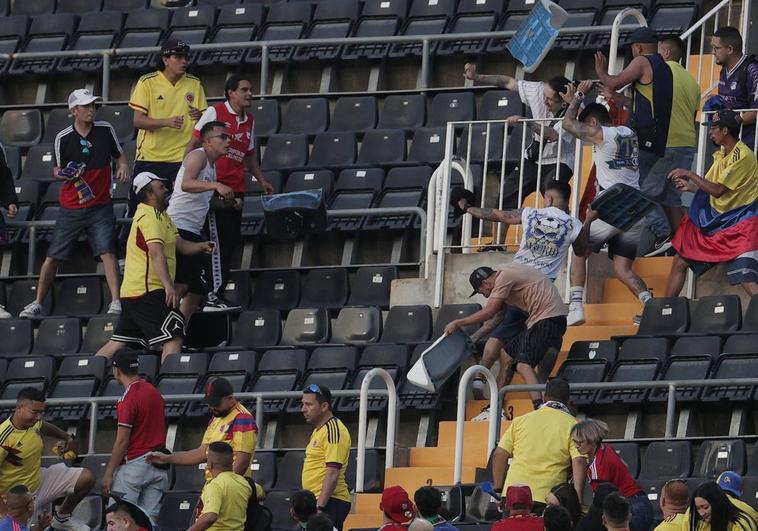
top-left (717, 471), bottom-right (743, 497)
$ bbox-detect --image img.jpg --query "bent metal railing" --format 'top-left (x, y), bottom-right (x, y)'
top-left (356, 368), bottom-right (398, 493)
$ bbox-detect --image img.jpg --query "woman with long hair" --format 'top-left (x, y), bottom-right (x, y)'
top-left (547, 483), bottom-right (583, 528)
top-left (689, 482), bottom-right (756, 531)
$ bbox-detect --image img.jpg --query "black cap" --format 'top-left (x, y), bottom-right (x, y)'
top-left (704, 108), bottom-right (742, 130)
top-left (204, 377), bottom-right (234, 407)
top-left (161, 39), bottom-right (190, 56)
top-left (469, 266), bottom-right (495, 297)
top-left (112, 350), bottom-right (139, 370)
top-left (629, 27), bottom-right (658, 44)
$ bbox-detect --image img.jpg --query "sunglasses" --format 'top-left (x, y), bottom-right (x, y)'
top-left (304, 383), bottom-right (323, 395)
top-left (80, 138), bottom-right (92, 156)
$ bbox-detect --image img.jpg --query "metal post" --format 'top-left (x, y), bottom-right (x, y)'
top-left (421, 40), bottom-right (430, 89)
top-left (565, 139), bottom-right (584, 301)
top-left (454, 365), bottom-right (498, 484)
top-left (356, 368), bottom-right (398, 493)
top-left (256, 395), bottom-right (264, 429)
top-left (260, 45), bottom-right (269, 96)
top-left (496, 125), bottom-right (509, 245)
top-left (433, 122), bottom-right (455, 308)
top-left (88, 401), bottom-right (98, 454)
top-left (102, 53), bottom-right (111, 102)
top-left (664, 383), bottom-right (677, 438)
top-left (609, 9), bottom-right (647, 75)
top-left (516, 124), bottom-right (528, 242)
top-left (27, 225), bottom-right (36, 276)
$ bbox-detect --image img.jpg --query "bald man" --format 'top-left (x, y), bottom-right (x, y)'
top-left (654, 480), bottom-right (689, 531)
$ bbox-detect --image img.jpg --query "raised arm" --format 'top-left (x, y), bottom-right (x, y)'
top-left (594, 53), bottom-right (650, 92)
top-left (464, 63), bottom-right (519, 90)
top-left (561, 82), bottom-right (605, 145)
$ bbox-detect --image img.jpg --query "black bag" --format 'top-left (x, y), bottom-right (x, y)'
top-left (244, 479), bottom-right (272, 531)
top-left (262, 189), bottom-right (327, 240)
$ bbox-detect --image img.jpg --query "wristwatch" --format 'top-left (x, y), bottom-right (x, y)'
top-left (317, 505), bottom-right (327, 512)
top-left (575, 91), bottom-right (585, 100)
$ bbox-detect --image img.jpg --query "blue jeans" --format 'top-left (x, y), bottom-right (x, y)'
top-left (629, 492), bottom-right (654, 531)
top-left (111, 455), bottom-right (170, 520)
top-left (47, 202), bottom-right (117, 260)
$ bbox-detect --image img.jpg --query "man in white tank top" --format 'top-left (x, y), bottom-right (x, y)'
top-left (167, 120), bottom-right (234, 318)
top-left (560, 82), bottom-right (652, 326)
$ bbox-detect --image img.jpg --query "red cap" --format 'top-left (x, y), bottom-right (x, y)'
top-left (381, 486), bottom-right (417, 525)
top-left (505, 485), bottom-right (533, 511)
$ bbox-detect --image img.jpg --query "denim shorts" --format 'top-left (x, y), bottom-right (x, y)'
top-left (47, 202), bottom-right (117, 260)
top-left (638, 147), bottom-right (696, 207)
top-left (111, 456), bottom-right (170, 520)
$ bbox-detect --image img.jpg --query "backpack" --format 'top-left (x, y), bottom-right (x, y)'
top-left (244, 479), bottom-right (273, 531)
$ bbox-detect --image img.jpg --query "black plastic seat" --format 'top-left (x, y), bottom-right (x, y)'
top-left (9, 14), bottom-right (75, 74)
top-left (556, 359), bottom-right (609, 406)
top-left (220, 271), bottom-right (252, 311)
top-left (7, 279), bottom-right (53, 318)
top-left (478, 90), bottom-right (523, 122)
top-left (250, 270), bottom-right (300, 310)
top-left (594, 359), bottom-right (660, 405)
top-left (586, 5), bottom-right (647, 49)
top-left (670, 335), bottom-right (721, 360)
top-left (250, 99), bottom-right (280, 137)
top-left (11, 0), bottom-right (54, 15)
top-left (309, 346), bottom-right (359, 374)
top-left (457, 123), bottom-right (506, 164)
top-left (11, 176), bottom-right (39, 209)
top-left (281, 308), bottom-right (331, 346)
top-left (427, 92), bottom-right (476, 128)
top-left (378, 94), bottom-right (426, 131)
top-left (43, 109), bottom-right (74, 143)
top-left (330, 96), bottom-right (378, 133)
top-left (363, 166), bottom-right (431, 230)
top-left (32, 318), bottom-right (82, 357)
top-left (639, 441), bottom-right (692, 479)
top-left (433, 304), bottom-right (482, 337)
top-left (722, 334), bottom-right (758, 355)
top-left (249, 171), bottom-right (283, 195)
top-left (197, 4), bottom-right (263, 66)
top-left (347, 266), bottom-right (397, 308)
top-left (690, 295), bottom-right (742, 334)
top-left (156, 352), bottom-right (209, 417)
top-left (284, 169), bottom-right (335, 195)
top-left (389, 0), bottom-right (455, 57)
top-left (247, 349), bottom-right (307, 414)
top-left (232, 309), bottom-right (282, 349)
top-left (339, 366), bottom-right (400, 412)
top-left (346, 448), bottom-right (384, 493)
top-left (240, 194), bottom-right (265, 236)
top-left (102, 0), bottom-right (147, 9)
top-left (79, 454), bottom-right (110, 492)
top-left (300, 268), bottom-right (349, 309)
top-left (280, 98), bottom-right (329, 135)
top-left (648, 355), bottom-right (711, 403)
top-left (381, 305), bottom-right (432, 343)
top-left (97, 106), bottom-right (135, 144)
top-left (328, 169), bottom-right (383, 231)
top-left (0, 319), bottom-right (34, 358)
top-left (157, 492), bottom-right (200, 531)
top-left (272, 451), bottom-right (305, 490)
top-left (335, 168), bottom-right (385, 194)
top-left (331, 306), bottom-right (382, 344)
top-left (81, 315), bottom-right (118, 354)
top-left (59, 11), bottom-right (121, 71)
top-left (612, 442), bottom-right (640, 478)
top-left (648, 4), bottom-right (698, 38)
top-left (261, 134), bottom-right (309, 171)
top-left (56, 0), bottom-right (101, 13)
top-left (636, 296), bottom-right (690, 336)
top-left (308, 132), bottom-right (357, 168)
top-left (171, 464), bottom-right (206, 493)
top-left (251, 451), bottom-right (276, 492)
top-left (0, 16), bottom-right (28, 75)
top-left (485, 12), bottom-right (526, 54)
top-left (2, 145), bottom-right (21, 179)
top-left (693, 439), bottom-right (746, 478)
top-left (0, 110), bottom-right (42, 148)
top-left (568, 340), bottom-right (618, 365)
top-left (617, 337), bottom-right (669, 363)
top-left (265, 491), bottom-right (298, 531)
top-left (742, 295), bottom-right (758, 332)
top-left (293, 0), bottom-right (361, 62)
top-left (53, 277), bottom-right (102, 317)
top-left (356, 129), bottom-right (407, 165)
top-left (437, 0), bottom-right (504, 55)
top-left (246, 2), bottom-right (311, 63)
top-left (111, 10), bottom-right (171, 70)
top-left (46, 356), bottom-right (106, 421)
top-left (342, 0), bottom-right (406, 60)
top-left (407, 127), bottom-right (448, 164)
top-left (165, 5), bottom-right (214, 64)
top-left (701, 354), bottom-right (758, 402)
top-left (0, 356), bottom-right (54, 417)
top-left (552, 9), bottom-right (597, 50)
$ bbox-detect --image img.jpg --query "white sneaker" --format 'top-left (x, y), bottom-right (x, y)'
top-left (472, 377), bottom-right (488, 400)
top-left (0, 305), bottom-right (10, 319)
top-left (107, 300), bottom-right (122, 314)
top-left (203, 294), bottom-right (241, 312)
top-left (567, 302), bottom-right (586, 326)
top-left (19, 301), bottom-right (42, 318)
top-left (472, 405), bottom-right (507, 422)
top-left (52, 514), bottom-right (90, 531)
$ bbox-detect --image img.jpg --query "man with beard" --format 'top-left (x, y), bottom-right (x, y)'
top-left (95, 172), bottom-right (215, 363)
top-left (146, 377), bottom-right (257, 486)
top-left (186, 75), bottom-right (275, 310)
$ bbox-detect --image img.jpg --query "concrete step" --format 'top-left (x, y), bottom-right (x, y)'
top-left (384, 466), bottom-right (478, 495)
top-left (583, 303), bottom-right (641, 325)
top-left (604, 275), bottom-right (669, 303)
top-left (632, 257), bottom-right (674, 276)
top-left (409, 446), bottom-right (488, 468)
top-left (345, 513), bottom-right (384, 531)
top-left (561, 324), bottom-right (638, 347)
top-left (437, 420), bottom-right (509, 449)
top-left (353, 493), bottom-right (382, 514)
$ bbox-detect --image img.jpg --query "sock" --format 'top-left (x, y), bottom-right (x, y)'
top-left (569, 286), bottom-right (584, 305)
top-left (532, 399), bottom-right (543, 410)
top-left (639, 291), bottom-right (652, 304)
top-left (55, 511), bottom-right (71, 522)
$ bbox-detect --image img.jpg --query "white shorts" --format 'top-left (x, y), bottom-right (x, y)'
top-left (34, 463), bottom-right (84, 511)
top-left (588, 218), bottom-right (644, 260)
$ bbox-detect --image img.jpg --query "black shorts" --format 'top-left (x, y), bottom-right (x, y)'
top-left (489, 306), bottom-right (529, 342)
top-left (175, 229), bottom-right (208, 295)
top-left (111, 290), bottom-right (185, 348)
top-left (505, 315), bottom-right (567, 367)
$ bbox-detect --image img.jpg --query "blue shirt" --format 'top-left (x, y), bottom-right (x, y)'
top-left (718, 55), bottom-right (758, 148)
top-left (0, 516), bottom-right (29, 531)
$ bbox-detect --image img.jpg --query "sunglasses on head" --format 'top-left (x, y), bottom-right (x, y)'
top-left (304, 383), bottom-right (324, 396)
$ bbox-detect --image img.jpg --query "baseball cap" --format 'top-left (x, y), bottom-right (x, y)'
top-left (717, 471), bottom-right (744, 497)
top-left (112, 350), bottom-right (139, 370)
top-left (161, 39), bottom-right (190, 56)
top-left (132, 171), bottom-right (167, 196)
top-left (505, 485), bottom-right (533, 511)
top-left (68, 88), bottom-right (100, 109)
top-left (469, 266), bottom-right (495, 297)
top-left (204, 377), bottom-right (234, 407)
top-left (703, 109), bottom-right (742, 131)
top-left (629, 27), bottom-right (658, 44)
top-left (381, 486), bottom-right (417, 525)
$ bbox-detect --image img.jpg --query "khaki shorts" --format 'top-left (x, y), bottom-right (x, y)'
top-left (34, 463), bottom-right (84, 511)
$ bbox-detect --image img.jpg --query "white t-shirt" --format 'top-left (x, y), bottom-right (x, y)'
top-left (593, 126), bottom-right (640, 190)
top-left (167, 148), bottom-right (216, 235)
top-left (514, 206), bottom-right (583, 280)
top-left (518, 80), bottom-right (576, 171)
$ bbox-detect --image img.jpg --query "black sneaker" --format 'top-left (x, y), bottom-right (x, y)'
top-left (202, 294), bottom-right (241, 312)
top-left (644, 234), bottom-right (673, 257)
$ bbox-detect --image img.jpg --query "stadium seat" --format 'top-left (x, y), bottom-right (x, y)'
top-left (187, 350), bottom-right (258, 416)
top-left (240, 195), bottom-right (265, 236)
top-left (247, 349), bottom-right (307, 414)
top-left (58, 11), bottom-right (122, 72)
top-left (378, 94), bottom-right (426, 131)
top-left (669, 335), bottom-right (721, 360)
top-left (389, 0), bottom-right (455, 57)
top-left (56, 0), bottom-right (102, 13)
top-left (46, 355), bottom-right (106, 420)
top-left (398, 342), bottom-right (454, 410)
top-left (2, 145), bottom-right (21, 179)
top-left (0, 357), bottom-right (55, 416)
top-left (617, 337), bottom-right (669, 363)
top-left (246, 1), bottom-right (312, 64)
top-left (308, 132), bottom-right (358, 168)
top-left (407, 127), bottom-right (448, 164)
top-left (251, 451), bottom-right (276, 492)
top-left (356, 129), bottom-right (407, 165)
top-left (250, 99), bottom-right (280, 138)
top-left (299, 268), bottom-right (349, 309)
top-left (220, 271), bottom-right (252, 310)
top-left (265, 491), bottom-right (298, 531)
top-left (281, 308), bottom-right (331, 346)
top-left (249, 171), bottom-right (283, 195)
top-left (327, 169), bottom-right (383, 231)
top-left (702, 353), bottom-right (758, 402)
top-left (250, 270), bottom-right (301, 310)
top-left (478, 90), bottom-right (523, 122)
top-left (637, 296), bottom-right (689, 336)
top-left (331, 306), bottom-right (382, 344)
top-left (457, 123), bottom-right (507, 164)
top-left (722, 334), bottom-right (758, 355)
top-left (157, 492), bottom-right (200, 531)
top-left (362, 165), bottom-right (431, 230)
top-left (43, 109), bottom-right (74, 143)
top-left (171, 464), bottom-right (206, 493)
top-left (568, 340), bottom-right (618, 365)
top-left (329, 96), bottom-right (378, 133)
top-left (0, 319), bottom-right (34, 357)
top-left (232, 309), bottom-right (282, 349)
top-left (7, 279), bottom-right (53, 318)
top-left (557, 359), bottom-right (609, 406)
top-left (156, 352), bottom-right (209, 417)
top-left (648, 4), bottom-right (698, 38)
top-left (97, 106), bottom-right (135, 144)
top-left (338, 344), bottom-right (406, 411)
top-left (102, 0), bottom-right (148, 9)
top-left (436, 0), bottom-right (504, 55)
top-left (594, 358), bottom-right (660, 405)
top-left (433, 303), bottom-right (482, 337)
top-left (261, 134), bottom-right (309, 171)
top-left (693, 439), bottom-right (746, 478)
top-left (11, 0), bottom-right (54, 15)
top-left (342, 0), bottom-right (406, 60)
top-left (53, 277), bottom-right (102, 317)
top-left (111, 10), bottom-right (171, 70)
top-left (648, 355), bottom-right (711, 403)
top-left (346, 448), bottom-right (384, 493)
top-left (197, 4), bottom-right (263, 66)
top-left (427, 92), bottom-right (476, 128)
top-left (12, 178), bottom-right (40, 209)
top-left (165, 5), bottom-right (215, 64)
top-left (0, 16), bottom-right (28, 75)
top-left (32, 317), bottom-right (82, 356)
top-left (280, 98), bottom-right (329, 135)
top-left (347, 266), bottom-right (397, 307)
top-left (381, 304), bottom-right (432, 343)
top-left (742, 295), bottom-right (758, 332)
top-left (552, 8), bottom-right (598, 50)
top-left (284, 169), bottom-right (335, 195)
top-left (612, 442), bottom-right (640, 478)
top-left (79, 454), bottom-right (111, 492)
top-left (70, 496), bottom-right (104, 531)
top-left (80, 315), bottom-right (117, 354)
top-left (273, 451), bottom-right (305, 490)
top-left (689, 295), bottom-right (742, 334)
top-left (0, 110), bottom-right (42, 147)
top-left (293, 0), bottom-right (361, 62)
top-left (486, 12), bottom-right (526, 54)
top-left (639, 441), bottom-right (692, 479)
top-left (9, 14), bottom-right (75, 74)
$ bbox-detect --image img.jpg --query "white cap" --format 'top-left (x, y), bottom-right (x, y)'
top-left (133, 171), bottom-right (166, 195)
top-left (68, 88), bottom-right (100, 109)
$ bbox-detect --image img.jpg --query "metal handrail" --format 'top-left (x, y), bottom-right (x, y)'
top-left (453, 366), bottom-right (498, 484)
top-left (356, 368), bottom-right (398, 493)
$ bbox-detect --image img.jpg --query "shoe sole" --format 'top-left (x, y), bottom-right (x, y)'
top-left (644, 242), bottom-right (673, 257)
top-left (567, 317), bottom-right (585, 326)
